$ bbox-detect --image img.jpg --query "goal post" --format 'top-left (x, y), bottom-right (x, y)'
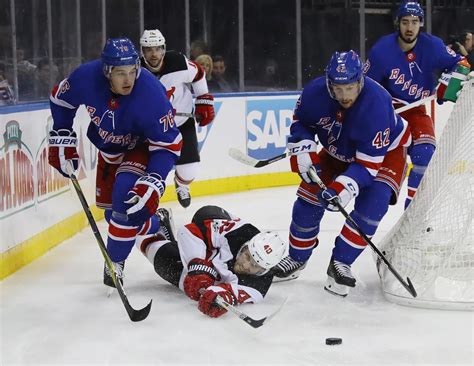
top-left (377, 80), bottom-right (474, 310)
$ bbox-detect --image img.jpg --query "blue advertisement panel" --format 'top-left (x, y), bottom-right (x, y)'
top-left (245, 98), bottom-right (298, 159)
top-left (197, 101), bottom-right (223, 152)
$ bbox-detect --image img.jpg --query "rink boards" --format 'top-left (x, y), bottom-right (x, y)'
top-left (0, 92), bottom-right (449, 279)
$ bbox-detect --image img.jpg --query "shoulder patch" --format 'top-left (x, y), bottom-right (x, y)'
top-left (161, 51), bottom-right (188, 74)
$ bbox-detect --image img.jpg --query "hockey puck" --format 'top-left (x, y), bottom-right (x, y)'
top-left (325, 337), bottom-right (342, 345)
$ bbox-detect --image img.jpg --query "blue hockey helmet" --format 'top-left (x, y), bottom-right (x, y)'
top-left (396, 1), bottom-right (424, 24)
top-left (325, 50), bottom-right (364, 98)
top-left (101, 37), bottom-right (140, 78)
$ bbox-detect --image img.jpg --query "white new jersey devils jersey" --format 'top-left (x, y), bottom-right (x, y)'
top-left (141, 51), bottom-right (209, 127)
top-left (176, 214), bottom-right (273, 304)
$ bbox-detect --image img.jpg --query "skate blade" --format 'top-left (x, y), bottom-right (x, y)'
top-left (324, 277), bottom-right (349, 297)
top-left (272, 273), bottom-right (301, 283)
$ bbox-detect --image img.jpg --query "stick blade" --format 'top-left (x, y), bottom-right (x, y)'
top-left (228, 147), bottom-right (259, 167)
top-left (406, 277), bottom-right (417, 298)
top-left (116, 281), bottom-right (153, 322)
top-left (129, 299), bottom-right (153, 322)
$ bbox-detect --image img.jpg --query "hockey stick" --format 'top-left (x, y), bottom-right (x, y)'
top-left (229, 148), bottom-right (416, 297)
top-left (215, 295), bottom-right (287, 329)
top-left (69, 174), bottom-right (152, 322)
top-left (307, 166), bottom-right (417, 298)
top-left (394, 94), bottom-right (436, 114)
top-left (175, 112), bottom-right (194, 118)
top-left (228, 147), bottom-right (290, 168)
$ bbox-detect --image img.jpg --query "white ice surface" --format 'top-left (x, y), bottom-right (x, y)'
top-left (1, 185), bottom-right (473, 366)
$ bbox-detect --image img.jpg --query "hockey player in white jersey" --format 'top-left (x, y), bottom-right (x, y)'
top-left (137, 206), bottom-right (286, 318)
top-left (140, 29), bottom-right (215, 208)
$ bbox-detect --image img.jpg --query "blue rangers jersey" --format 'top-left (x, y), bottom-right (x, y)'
top-left (291, 76), bottom-right (410, 189)
top-left (50, 60), bottom-right (182, 179)
top-left (365, 32), bottom-right (462, 103)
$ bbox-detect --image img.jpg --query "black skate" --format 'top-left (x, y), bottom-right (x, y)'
top-left (156, 208), bottom-right (176, 242)
top-left (324, 257), bottom-right (356, 297)
top-left (175, 179), bottom-right (191, 208)
top-left (103, 260), bottom-right (125, 288)
top-left (271, 255), bottom-right (307, 282)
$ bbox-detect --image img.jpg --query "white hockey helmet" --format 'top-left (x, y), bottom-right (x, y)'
top-left (247, 231), bottom-right (286, 270)
top-left (140, 29), bottom-right (166, 49)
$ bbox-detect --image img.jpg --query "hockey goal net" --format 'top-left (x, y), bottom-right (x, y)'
top-left (377, 80), bottom-right (474, 310)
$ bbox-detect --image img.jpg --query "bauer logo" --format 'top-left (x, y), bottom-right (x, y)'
top-left (246, 98), bottom-right (297, 159)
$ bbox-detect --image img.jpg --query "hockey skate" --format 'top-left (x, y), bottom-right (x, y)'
top-left (271, 255), bottom-right (307, 282)
top-left (324, 257), bottom-right (356, 297)
top-left (175, 179), bottom-right (191, 208)
top-left (103, 260), bottom-right (125, 288)
top-left (156, 207), bottom-right (176, 242)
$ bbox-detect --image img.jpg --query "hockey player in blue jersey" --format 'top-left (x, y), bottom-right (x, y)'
top-left (365, 1), bottom-right (470, 208)
top-left (48, 38), bottom-right (183, 288)
top-left (272, 51), bottom-right (411, 296)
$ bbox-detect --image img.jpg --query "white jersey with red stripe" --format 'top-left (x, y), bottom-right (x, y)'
top-left (290, 76), bottom-right (411, 189)
top-left (141, 51), bottom-right (209, 127)
top-left (176, 213), bottom-right (273, 304)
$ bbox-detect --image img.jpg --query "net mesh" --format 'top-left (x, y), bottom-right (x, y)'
top-left (377, 81), bottom-right (474, 310)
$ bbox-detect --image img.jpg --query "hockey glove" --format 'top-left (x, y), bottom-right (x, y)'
top-left (183, 258), bottom-right (219, 301)
top-left (436, 72), bottom-right (451, 105)
top-left (125, 173), bottom-right (165, 224)
top-left (195, 93), bottom-right (215, 126)
top-left (287, 139), bottom-right (321, 184)
top-left (317, 176), bottom-right (359, 212)
top-left (198, 283), bottom-right (237, 318)
top-left (48, 129), bottom-right (79, 177)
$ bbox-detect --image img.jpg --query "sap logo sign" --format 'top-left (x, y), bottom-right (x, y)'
top-left (246, 99), bottom-right (297, 159)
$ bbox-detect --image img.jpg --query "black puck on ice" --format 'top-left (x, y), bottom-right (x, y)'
top-left (325, 337), bottom-right (342, 345)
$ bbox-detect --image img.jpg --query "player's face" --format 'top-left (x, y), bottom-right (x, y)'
top-left (143, 46), bottom-right (165, 68)
top-left (399, 16), bottom-right (421, 44)
top-left (331, 81), bottom-right (360, 109)
top-left (109, 65), bottom-right (137, 95)
top-left (234, 245), bottom-right (267, 276)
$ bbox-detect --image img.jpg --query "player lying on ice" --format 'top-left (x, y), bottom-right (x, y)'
top-left (136, 205), bottom-right (286, 318)
top-left (272, 50), bottom-right (412, 297)
top-left (48, 38), bottom-right (182, 287)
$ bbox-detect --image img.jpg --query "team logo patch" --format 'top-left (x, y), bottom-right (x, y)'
top-left (406, 52), bottom-right (416, 62)
top-left (108, 98), bottom-right (119, 110)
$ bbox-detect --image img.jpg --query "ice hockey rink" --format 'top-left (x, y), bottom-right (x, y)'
top-left (1, 185), bottom-right (472, 366)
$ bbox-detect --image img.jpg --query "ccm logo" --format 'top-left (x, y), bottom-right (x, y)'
top-left (289, 144), bottom-right (312, 154)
